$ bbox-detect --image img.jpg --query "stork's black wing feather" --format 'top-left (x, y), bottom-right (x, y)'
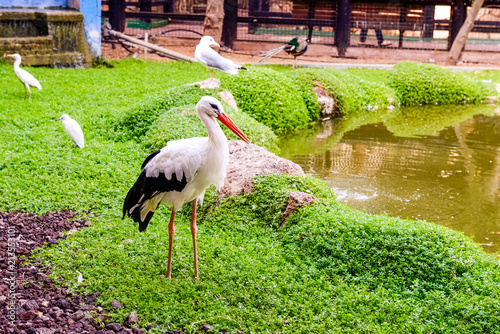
top-left (141, 149), bottom-right (161, 169)
top-left (123, 161), bottom-right (188, 232)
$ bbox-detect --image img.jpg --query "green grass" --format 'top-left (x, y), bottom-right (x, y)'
top-left (389, 61), bottom-right (490, 106)
top-left (1, 59), bottom-right (500, 333)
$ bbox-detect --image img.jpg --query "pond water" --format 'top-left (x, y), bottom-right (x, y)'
top-left (278, 105), bottom-right (500, 253)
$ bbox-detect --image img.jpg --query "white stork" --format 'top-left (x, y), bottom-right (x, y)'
top-left (7, 53), bottom-right (42, 99)
top-left (195, 36), bottom-right (246, 83)
top-left (123, 96), bottom-right (250, 280)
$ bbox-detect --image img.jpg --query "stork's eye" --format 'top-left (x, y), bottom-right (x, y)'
top-left (209, 103), bottom-right (219, 111)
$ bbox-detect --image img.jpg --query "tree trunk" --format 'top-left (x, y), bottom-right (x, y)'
top-left (175, 0), bottom-right (193, 14)
top-left (203, 0), bottom-right (225, 42)
top-left (448, 0), bottom-right (485, 65)
top-left (335, 0), bottom-right (351, 57)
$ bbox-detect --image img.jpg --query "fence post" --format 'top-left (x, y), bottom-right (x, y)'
top-left (248, 0), bottom-right (258, 33)
top-left (307, 0), bottom-right (316, 42)
top-left (335, 0), bottom-right (351, 57)
top-left (109, 0), bottom-right (126, 32)
top-left (449, 0), bottom-right (467, 50)
top-left (222, 0), bottom-right (238, 48)
top-left (423, 6), bottom-right (435, 39)
top-left (140, 0), bottom-right (152, 24)
top-left (399, 6), bottom-right (408, 48)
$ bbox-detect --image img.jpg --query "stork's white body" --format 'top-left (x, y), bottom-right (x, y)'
top-left (139, 130), bottom-right (228, 221)
top-left (123, 96), bottom-right (250, 280)
top-left (57, 114), bottom-right (84, 148)
top-left (8, 54), bottom-right (42, 99)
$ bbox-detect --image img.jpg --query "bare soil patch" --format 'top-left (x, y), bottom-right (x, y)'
top-left (0, 210), bottom-right (149, 334)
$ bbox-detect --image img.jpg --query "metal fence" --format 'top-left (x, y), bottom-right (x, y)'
top-left (102, 0), bottom-right (500, 52)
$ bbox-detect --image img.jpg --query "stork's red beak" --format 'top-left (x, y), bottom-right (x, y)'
top-left (217, 112), bottom-right (251, 144)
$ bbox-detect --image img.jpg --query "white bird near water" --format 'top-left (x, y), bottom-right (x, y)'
top-left (195, 36), bottom-right (246, 85)
top-left (123, 96), bottom-right (251, 280)
top-left (7, 53), bottom-right (42, 99)
top-left (57, 114), bottom-right (85, 148)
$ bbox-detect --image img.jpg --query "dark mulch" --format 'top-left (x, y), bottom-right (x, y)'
top-left (0, 210), bottom-right (150, 334)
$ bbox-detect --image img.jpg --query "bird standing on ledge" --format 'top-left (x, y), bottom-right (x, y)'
top-left (123, 96), bottom-right (251, 280)
top-left (195, 36), bottom-right (246, 88)
top-left (7, 53), bottom-right (42, 99)
top-left (258, 37), bottom-right (309, 69)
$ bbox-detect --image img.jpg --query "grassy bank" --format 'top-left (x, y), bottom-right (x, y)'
top-left (1, 59), bottom-right (499, 333)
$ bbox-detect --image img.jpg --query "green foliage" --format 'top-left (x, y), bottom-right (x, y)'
top-left (221, 67), bottom-right (312, 133)
top-left (115, 85), bottom-right (213, 141)
top-left (36, 174), bottom-right (500, 333)
top-left (389, 61), bottom-right (489, 106)
top-left (145, 103), bottom-right (279, 152)
top-left (292, 68), bottom-right (393, 116)
top-left (206, 174), bottom-right (336, 229)
top-left (1, 59), bottom-right (500, 333)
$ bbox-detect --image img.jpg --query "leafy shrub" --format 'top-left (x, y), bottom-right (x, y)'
top-left (114, 85), bottom-right (212, 141)
top-left (291, 68), bottom-right (393, 116)
top-left (389, 61), bottom-right (488, 106)
top-left (144, 103), bottom-right (279, 152)
top-left (221, 67), bottom-right (312, 133)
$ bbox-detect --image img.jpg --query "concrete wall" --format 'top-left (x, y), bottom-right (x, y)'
top-left (0, 0), bottom-right (67, 6)
top-left (74, 0), bottom-right (102, 56)
top-left (0, 0), bottom-right (101, 56)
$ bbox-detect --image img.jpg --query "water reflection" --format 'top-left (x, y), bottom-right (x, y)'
top-left (279, 105), bottom-right (500, 253)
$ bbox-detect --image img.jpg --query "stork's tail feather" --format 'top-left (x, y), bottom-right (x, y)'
top-left (123, 171), bottom-right (154, 232)
top-left (257, 45), bottom-right (287, 63)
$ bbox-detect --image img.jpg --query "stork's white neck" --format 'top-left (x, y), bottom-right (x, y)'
top-left (199, 112), bottom-right (228, 147)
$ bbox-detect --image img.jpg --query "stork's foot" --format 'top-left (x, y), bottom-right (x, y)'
top-left (190, 78), bottom-right (221, 89)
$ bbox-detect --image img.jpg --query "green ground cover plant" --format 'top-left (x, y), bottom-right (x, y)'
top-left (389, 61), bottom-right (490, 106)
top-left (145, 103), bottom-right (279, 152)
top-left (36, 175), bottom-right (500, 333)
top-left (220, 67), bottom-right (313, 133)
top-left (290, 67), bottom-right (394, 116)
top-left (0, 59), bottom-right (499, 333)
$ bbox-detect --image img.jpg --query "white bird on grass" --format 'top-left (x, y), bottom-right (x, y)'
top-left (195, 36), bottom-right (246, 87)
top-left (123, 96), bottom-right (251, 280)
top-left (57, 114), bottom-right (85, 148)
top-left (7, 53), bottom-right (42, 99)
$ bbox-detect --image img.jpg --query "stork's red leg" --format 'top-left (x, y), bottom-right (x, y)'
top-left (191, 199), bottom-right (199, 280)
top-left (166, 209), bottom-right (176, 278)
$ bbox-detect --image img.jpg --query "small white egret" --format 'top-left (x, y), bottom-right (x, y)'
top-left (57, 114), bottom-right (85, 148)
top-left (195, 36), bottom-right (246, 85)
top-left (7, 53), bottom-right (42, 99)
top-left (123, 96), bottom-right (251, 280)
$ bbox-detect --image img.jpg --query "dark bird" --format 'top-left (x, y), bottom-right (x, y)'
top-left (123, 96), bottom-right (251, 280)
top-left (258, 37), bottom-right (309, 69)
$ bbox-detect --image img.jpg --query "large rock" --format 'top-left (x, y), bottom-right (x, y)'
top-left (219, 141), bottom-right (305, 199)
